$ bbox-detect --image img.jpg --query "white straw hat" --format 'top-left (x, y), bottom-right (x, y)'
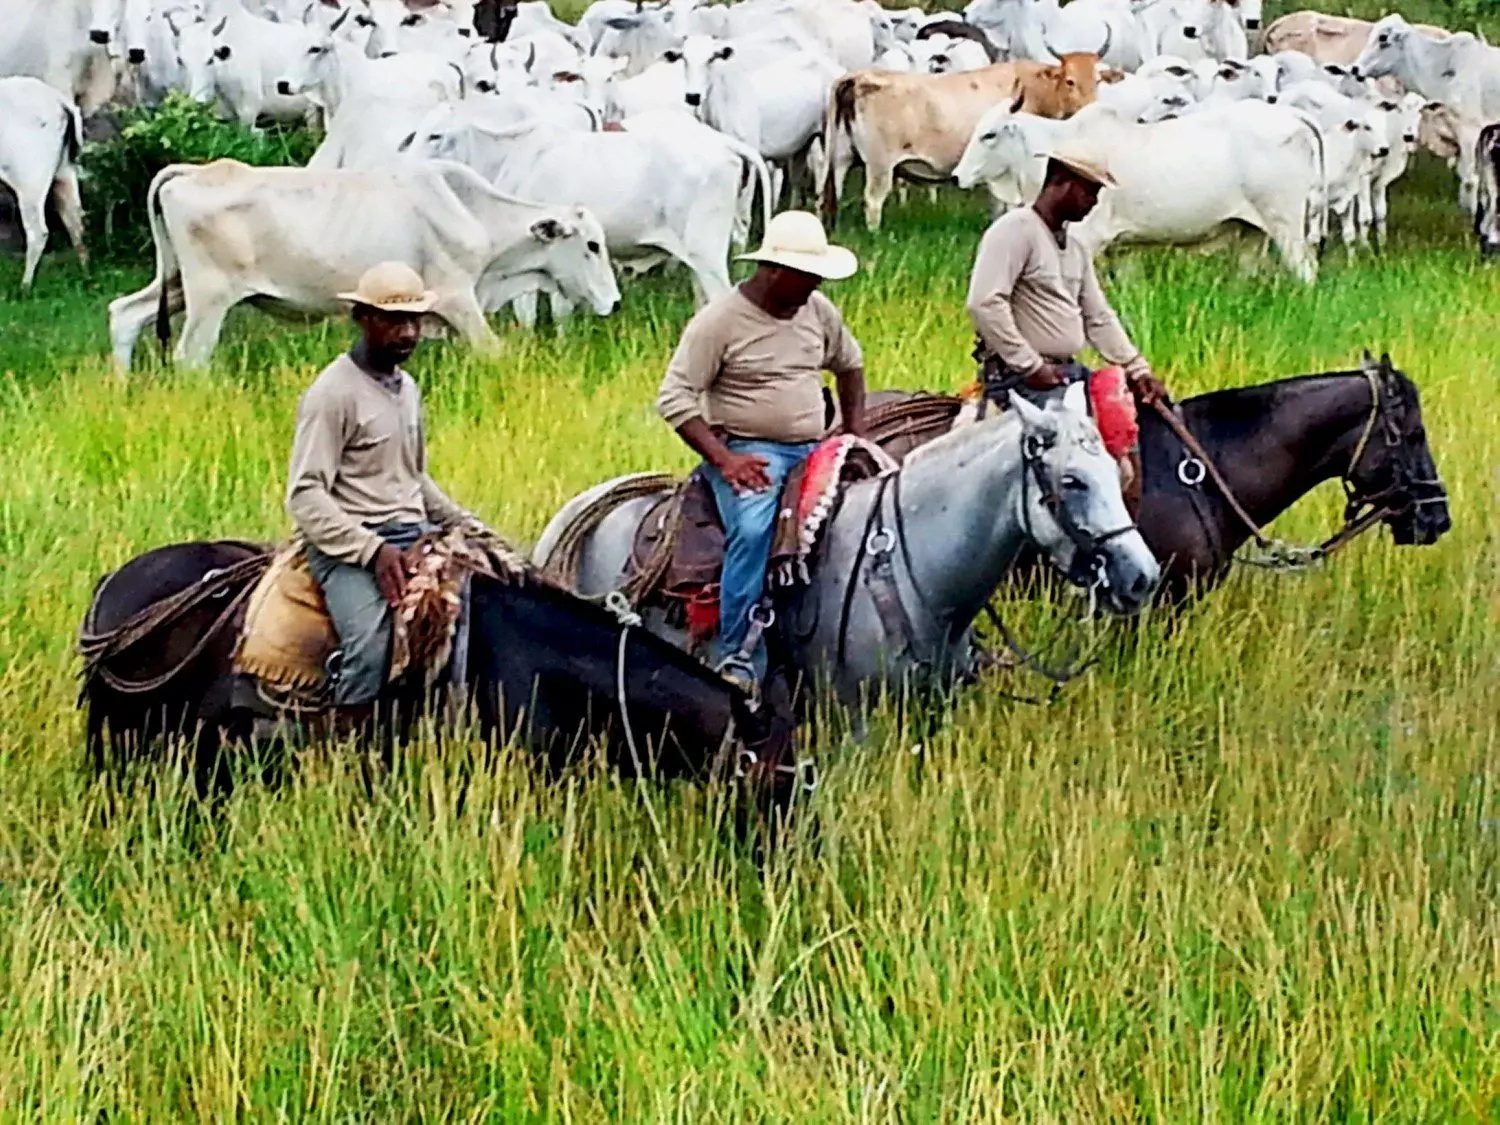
top-left (1046, 145), bottom-right (1118, 188)
top-left (338, 261), bottom-right (438, 314)
top-left (737, 210), bottom-right (858, 280)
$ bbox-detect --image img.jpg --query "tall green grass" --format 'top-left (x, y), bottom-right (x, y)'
top-left (0, 56), bottom-right (1497, 1124)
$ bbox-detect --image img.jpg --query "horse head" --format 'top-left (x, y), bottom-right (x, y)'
top-left (1346, 352), bottom-right (1450, 546)
top-left (1009, 384), bottom-right (1160, 612)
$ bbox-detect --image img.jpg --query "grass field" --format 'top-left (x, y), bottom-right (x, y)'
top-left (1, 12), bottom-right (1499, 1118)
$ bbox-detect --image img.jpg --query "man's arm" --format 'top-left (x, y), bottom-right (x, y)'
top-left (835, 367), bottom-right (866, 437)
top-left (1078, 255), bottom-right (1165, 401)
top-left (820, 301), bottom-right (866, 437)
top-left (966, 224), bottom-right (1047, 376)
top-left (657, 308), bottom-right (774, 493)
top-left (285, 388), bottom-right (384, 566)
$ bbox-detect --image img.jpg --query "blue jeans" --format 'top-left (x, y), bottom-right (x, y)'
top-left (704, 438), bottom-right (817, 670)
top-left (306, 521), bottom-right (429, 706)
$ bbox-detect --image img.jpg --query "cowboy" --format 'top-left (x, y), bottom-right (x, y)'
top-left (656, 211), bottom-right (866, 689)
top-left (965, 146), bottom-right (1169, 508)
top-left (285, 261), bottom-right (474, 722)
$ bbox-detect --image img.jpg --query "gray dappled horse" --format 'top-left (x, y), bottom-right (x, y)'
top-left (534, 383), bottom-right (1160, 704)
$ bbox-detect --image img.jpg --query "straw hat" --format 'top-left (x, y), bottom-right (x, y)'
top-left (338, 261), bottom-right (438, 314)
top-left (1046, 146), bottom-right (1118, 189)
top-left (737, 211), bottom-right (858, 281)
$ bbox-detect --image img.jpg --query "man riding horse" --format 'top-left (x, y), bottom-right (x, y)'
top-left (966, 145), bottom-right (1171, 511)
top-left (655, 211), bottom-right (867, 692)
top-left (286, 261), bottom-right (481, 733)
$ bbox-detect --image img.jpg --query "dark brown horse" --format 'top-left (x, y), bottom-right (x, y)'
top-left (869, 354), bottom-right (1451, 599)
top-left (79, 543), bottom-right (802, 810)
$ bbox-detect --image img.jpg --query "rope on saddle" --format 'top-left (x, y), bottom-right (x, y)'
top-left (78, 549), bottom-right (275, 696)
top-left (863, 394), bottom-right (965, 453)
top-left (540, 472), bottom-right (678, 592)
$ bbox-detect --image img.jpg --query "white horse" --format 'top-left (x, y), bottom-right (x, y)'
top-left (533, 384), bottom-right (1160, 703)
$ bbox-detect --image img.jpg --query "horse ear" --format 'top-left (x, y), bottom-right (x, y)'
top-left (1007, 390), bottom-right (1053, 434)
top-left (1361, 348), bottom-right (1376, 370)
top-left (1379, 351), bottom-right (1392, 368)
top-left (1059, 380), bottom-right (1088, 417)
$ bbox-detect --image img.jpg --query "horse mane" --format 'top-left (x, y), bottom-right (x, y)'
top-left (1176, 368), bottom-right (1377, 445)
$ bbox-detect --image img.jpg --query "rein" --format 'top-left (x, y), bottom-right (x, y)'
top-left (1150, 368), bottom-right (1400, 572)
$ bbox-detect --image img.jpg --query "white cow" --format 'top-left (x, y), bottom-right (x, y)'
top-left (960, 101), bottom-right (1328, 281)
top-left (672, 34), bottom-right (842, 202)
top-left (1366, 93), bottom-right (1424, 247)
top-left (1278, 80), bottom-right (1384, 249)
top-left (275, 34), bottom-right (463, 117)
top-left (203, 4), bottom-right (325, 128)
top-left (964, 0), bottom-right (1137, 70)
top-left (1352, 15), bottom-right (1500, 211)
top-left (1137, 0), bottom-right (1248, 63)
top-left (127, 4), bottom-right (218, 106)
top-left (400, 102), bottom-right (763, 311)
top-left (0, 0), bottom-right (124, 113)
top-left (0, 77), bottom-right (88, 292)
top-left (953, 107), bottom-right (1064, 212)
top-left (107, 159), bottom-right (619, 368)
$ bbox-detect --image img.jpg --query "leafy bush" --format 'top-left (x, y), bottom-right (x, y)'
top-left (80, 93), bottom-right (317, 256)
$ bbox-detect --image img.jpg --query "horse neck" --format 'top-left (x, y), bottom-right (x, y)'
top-left (887, 414), bottom-right (1029, 625)
top-left (1187, 372), bottom-right (1375, 533)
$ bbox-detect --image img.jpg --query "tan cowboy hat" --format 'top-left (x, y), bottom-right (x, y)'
top-left (1046, 146), bottom-right (1119, 189)
top-left (737, 210), bottom-right (858, 281)
top-left (338, 261), bottom-right (438, 314)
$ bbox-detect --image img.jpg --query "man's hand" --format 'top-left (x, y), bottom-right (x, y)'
top-left (1128, 370), bottom-right (1170, 407)
top-left (1024, 363), bottom-right (1069, 391)
top-left (372, 543), bottom-right (409, 608)
top-left (714, 450), bottom-right (773, 494)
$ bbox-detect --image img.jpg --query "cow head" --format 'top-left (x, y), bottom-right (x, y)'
top-left (597, 7), bottom-right (680, 79)
top-left (1019, 50), bottom-right (1105, 118)
top-left (666, 35), bottom-right (730, 114)
top-left (277, 35), bottom-right (336, 100)
top-left (167, 12), bottom-right (218, 103)
top-left (529, 210), bottom-right (621, 316)
top-left (1351, 14), bottom-right (1411, 82)
top-left (1239, 0), bottom-right (1263, 34)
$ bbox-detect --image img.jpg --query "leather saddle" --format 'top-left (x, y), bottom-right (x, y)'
top-left (622, 435), bottom-right (896, 644)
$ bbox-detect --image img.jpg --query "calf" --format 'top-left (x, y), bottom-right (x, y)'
top-left (820, 54), bottom-right (1104, 229)
top-left (0, 77), bottom-right (88, 292)
top-left (107, 159), bottom-right (619, 369)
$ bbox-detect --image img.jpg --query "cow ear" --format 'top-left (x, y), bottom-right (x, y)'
top-left (530, 217), bottom-right (575, 242)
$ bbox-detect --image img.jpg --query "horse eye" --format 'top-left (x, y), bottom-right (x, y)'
top-left (1060, 474), bottom-right (1087, 492)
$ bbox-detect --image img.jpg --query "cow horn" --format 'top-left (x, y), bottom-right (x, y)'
top-left (525, 42), bottom-right (536, 71)
top-left (211, 15), bottom-right (228, 36)
top-left (1097, 24), bottom-right (1111, 59)
top-left (1040, 31), bottom-right (1060, 60)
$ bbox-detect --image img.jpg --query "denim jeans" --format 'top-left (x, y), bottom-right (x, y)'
top-left (305, 521), bottom-right (429, 706)
top-left (703, 438), bottom-right (818, 671)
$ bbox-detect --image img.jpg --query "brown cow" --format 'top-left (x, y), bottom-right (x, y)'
top-left (1263, 9), bottom-right (1449, 66)
top-left (820, 54), bottom-right (1105, 229)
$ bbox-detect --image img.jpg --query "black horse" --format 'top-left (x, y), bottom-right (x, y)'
top-left (872, 354), bottom-right (1451, 600)
top-left (79, 542), bottom-right (801, 810)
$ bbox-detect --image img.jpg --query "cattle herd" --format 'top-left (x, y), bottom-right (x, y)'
top-left (0, 0), bottom-right (1496, 362)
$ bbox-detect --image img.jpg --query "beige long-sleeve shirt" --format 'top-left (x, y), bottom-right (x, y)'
top-left (656, 288), bottom-right (864, 445)
top-left (285, 355), bottom-right (468, 566)
top-left (966, 208), bottom-right (1143, 375)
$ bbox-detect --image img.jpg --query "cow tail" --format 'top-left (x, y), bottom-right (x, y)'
top-left (61, 100), bottom-right (83, 164)
top-left (820, 75), bottom-right (858, 227)
top-left (147, 167), bottom-right (184, 356)
top-left (1290, 109), bottom-right (1328, 257)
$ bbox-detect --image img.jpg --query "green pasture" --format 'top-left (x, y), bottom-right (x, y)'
top-left (0, 6), bottom-right (1498, 1117)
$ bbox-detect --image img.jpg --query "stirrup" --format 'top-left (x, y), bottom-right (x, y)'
top-left (714, 655), bottom-right (759, 697)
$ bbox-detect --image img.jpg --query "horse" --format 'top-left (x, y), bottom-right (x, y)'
top-left (533, 382), bottom-right (1161, 705)
top-left (78, 541), bottom-right (802, 813)
top-left (865, 353), bottom-right (1452, 600)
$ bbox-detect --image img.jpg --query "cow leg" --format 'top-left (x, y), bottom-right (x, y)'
top-left (431, 291), bottom-right (500, 351)
top-left (175, 286), bottom-right (239, 368)
top-left (1262, 217), bottom-right (1317, 285)
top-left (511, 289), bottom-right (539, 331)
top-left (863, 162), bottom-right (894, 230)
top-left (1372, 184), bottom-right (1389, 253)
top-left (13, 183), bottom-right (50, 293)
top-left (547, 291), bottom-right (576, 339)
top-left (51, 167), bottom-right (89, 269)
top-left (108, 278), bottom-right (182, 371)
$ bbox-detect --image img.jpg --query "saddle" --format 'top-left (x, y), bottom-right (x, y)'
top-left (233, 528), bottom-right (521, 704)
top-left (623, 435), bottom-right (896, 645)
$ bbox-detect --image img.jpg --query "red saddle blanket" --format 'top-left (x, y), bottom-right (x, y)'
top-left (625, 435), bottom-right (896, 644)
top-left (1088, 366), bottom-right (1140, 459)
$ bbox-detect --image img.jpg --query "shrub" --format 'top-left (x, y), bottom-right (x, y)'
top-left (80, 93), bottom-right (316, 257)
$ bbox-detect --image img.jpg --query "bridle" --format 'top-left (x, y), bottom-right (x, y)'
top-left (1019, 429), bottom-right (1141, 589)
top-left (1163, 365), bottom-right (1447, 570)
